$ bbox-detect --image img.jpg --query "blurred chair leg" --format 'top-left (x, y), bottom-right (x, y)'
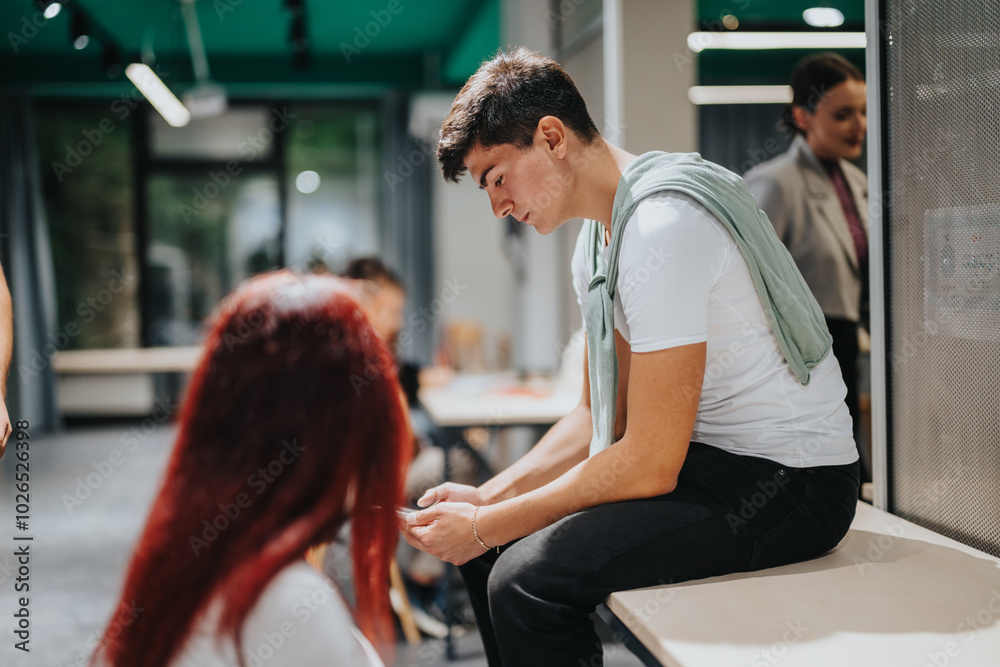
top-left (390, 559), bottom-right (422, 645)
top-left (308, 544), bottom-right (420, 645)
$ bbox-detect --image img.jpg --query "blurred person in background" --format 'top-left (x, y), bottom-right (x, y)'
top-left (744, 53), bottom-right (870, 485)
top-left (340, 256), bottom-right (475, 634)
top-left (90, 271), bottom-right (410, 667)
top-left (341, 256), bottom-right (455, 404)
top-left (0, 259), bottom-right (11, 457)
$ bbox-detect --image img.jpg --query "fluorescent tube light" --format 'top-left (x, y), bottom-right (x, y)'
top-left (687, 31), bottom-right (866, 53)
top-left (688, 85), bottom-right (793, 105)
top-left (125, 63), bottom-right (191, 128)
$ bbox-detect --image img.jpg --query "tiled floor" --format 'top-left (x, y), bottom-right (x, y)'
top-left (0, 423), bottom-right (644, 667)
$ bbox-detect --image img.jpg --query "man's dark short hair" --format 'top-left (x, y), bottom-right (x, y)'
top-left (436, 47), bottom-right (601, 183)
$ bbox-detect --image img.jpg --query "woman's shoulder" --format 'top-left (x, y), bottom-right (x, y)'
top-left (246, 560), bottom-right (349, 631)
top-left (239, 561), bottom-right (383, 666)
top-left (743, 143), bottom-right (805, 184)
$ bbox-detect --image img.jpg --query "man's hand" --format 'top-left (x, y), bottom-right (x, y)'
top-left (400, 501), bottom-right (490, 566)
top-left (417, 482), bottom-right (485, 508)
top-left (0, 400), bottom-right (10, 459)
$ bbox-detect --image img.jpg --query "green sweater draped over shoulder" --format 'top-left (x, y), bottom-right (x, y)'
top-left (585, 151), bottom-right (832, 457)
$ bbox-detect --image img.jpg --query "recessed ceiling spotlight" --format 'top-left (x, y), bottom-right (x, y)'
top-left (70, 11), bottom-right (90, 50)
top-left (36, 0), bottom-right (62, 20)
top-left (803, 7), bottom-right (845, 28)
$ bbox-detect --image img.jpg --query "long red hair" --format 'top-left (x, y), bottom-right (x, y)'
top-left (91, 271), bottom-right (409, 666)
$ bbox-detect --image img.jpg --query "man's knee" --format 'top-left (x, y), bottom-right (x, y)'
top-left (487, 544), bottom-right (558, 610)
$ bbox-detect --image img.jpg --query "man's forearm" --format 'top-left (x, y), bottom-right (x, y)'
top-left (476, 432), bottom-right (685, 549)
top-left (477, 403), bottom-right (593, 504)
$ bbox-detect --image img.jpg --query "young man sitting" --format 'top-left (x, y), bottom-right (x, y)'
top-left (401, 48), bottom-right (859, 667)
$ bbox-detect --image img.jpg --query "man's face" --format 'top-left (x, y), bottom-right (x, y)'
top-left (463, 129), bottom-right (574, 235)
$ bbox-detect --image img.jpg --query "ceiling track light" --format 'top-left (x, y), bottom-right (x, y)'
top-left (287, 6), bottom-right (310, 70)
top-left (70, 10), bottom-right (90, 50)
top-left (180, 0), bottom-right (228, 119)
top-left (289, 13), bottom-right (308, 53)
top-left (35, 0), bottom-right (62, 20)
top-left (55, 2), bottom-right (128, 80)
top-left (102, 43), bottom-right (122, 79)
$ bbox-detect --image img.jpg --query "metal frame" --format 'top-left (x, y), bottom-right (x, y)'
top-left (864, 0), bottom-right (892, 511)
top-left (602, 0), bottom-right (624, 146)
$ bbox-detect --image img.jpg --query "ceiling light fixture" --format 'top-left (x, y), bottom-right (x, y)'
top-left (687, 31), bottom-right (866, 52)
top-left (70, 11), bottom-right (90, 50)
top-left (126, 63), bottom-right (191, 127)
top-left (284, 0), bottom-right (310, 70)
top-left (102, 44), bottom-right (122, 78)
top-left (688, 85), bottom-right (793, 105)
top-left (289, 13), bottom-right (308, 53)
top-left (803, 7), bottom-right (846, 28)
top-left (36, 0), bottom-right (62, 20)
top-left (295, 170), bottom-right (321, 194)
top-left (180, 0), bottom-right (227, 119)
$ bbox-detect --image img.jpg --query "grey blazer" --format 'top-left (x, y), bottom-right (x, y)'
top-left (744, 135), bottom-right (869, 322)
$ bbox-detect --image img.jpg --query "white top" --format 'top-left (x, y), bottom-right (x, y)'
top-left (171, 561), bottom-right (384, 667)
top-left (571, 191), bottom-right (857, 468)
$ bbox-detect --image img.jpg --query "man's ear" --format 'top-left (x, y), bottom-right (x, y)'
top-left (791, 106), bottom-right (811, 134)
top-left (536, 116), bottom-right (567, 158)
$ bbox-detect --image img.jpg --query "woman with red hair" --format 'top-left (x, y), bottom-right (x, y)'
top-left (91, 271), bottom-right (410, 667)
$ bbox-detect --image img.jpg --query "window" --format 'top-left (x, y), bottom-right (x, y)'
top-left (142, 102), bottom-right (381, 346)
top-left (36, 100), bottom-right (384, 349)
top-left (284, 105), bottom-right (381, 271)
top-left (35, 104), bottom-right (140, 350)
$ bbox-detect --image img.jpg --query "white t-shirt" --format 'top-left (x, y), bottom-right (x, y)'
top-left (171, 561), bottom-right (384, 667)
top-left (571, 191), bottom-right (858, 468)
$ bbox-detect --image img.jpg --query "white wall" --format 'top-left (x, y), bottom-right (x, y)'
top-left (561, 32), bottom-right (605, 339)
top-left (621, 0), bottom-right (697, 154)
top-left (431, 175), bottom-right (516, 368)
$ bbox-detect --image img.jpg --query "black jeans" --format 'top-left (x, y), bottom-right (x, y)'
top-left (459, 442), bottom-right (859, 667)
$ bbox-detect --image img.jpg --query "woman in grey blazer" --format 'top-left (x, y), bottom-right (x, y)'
top-left (744, 53), bottom-right (870, 484)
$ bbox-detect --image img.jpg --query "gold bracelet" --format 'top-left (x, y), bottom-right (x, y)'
top-left (472, 505), bottom-right (499, 553)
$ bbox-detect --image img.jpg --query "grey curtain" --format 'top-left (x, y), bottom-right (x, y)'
top-left (379, 91), bottom-right (435, 365)
top-left (0, 94), bottom-right (59, 432)
top-left (698, 103), bottom-right (795, 176)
